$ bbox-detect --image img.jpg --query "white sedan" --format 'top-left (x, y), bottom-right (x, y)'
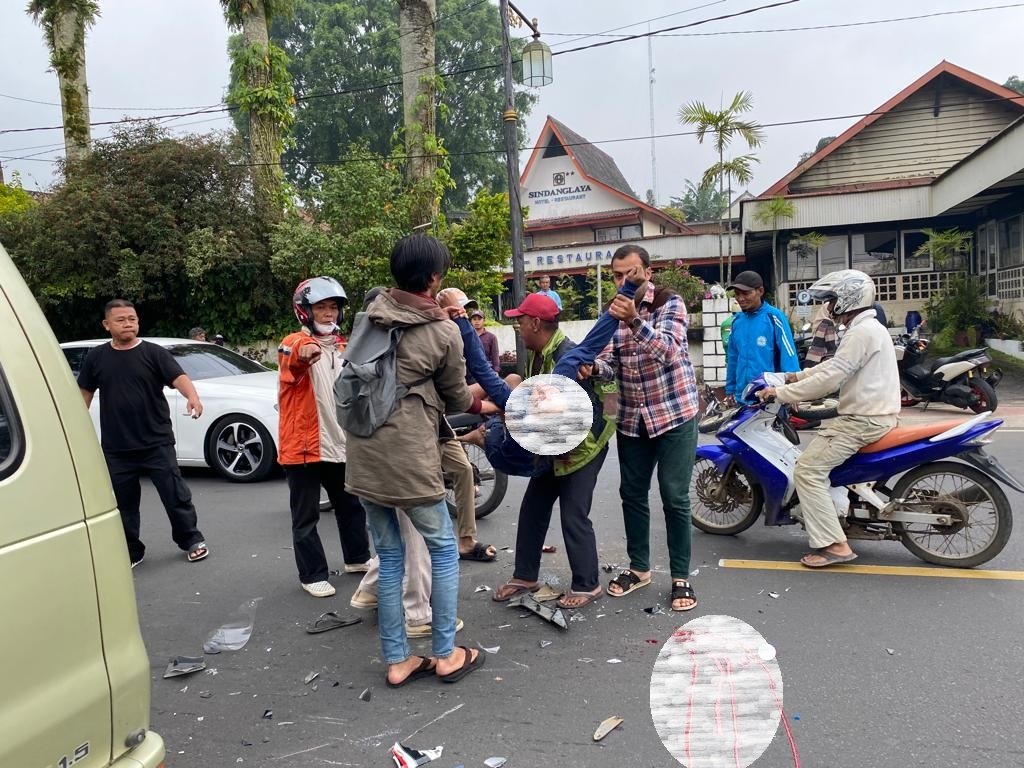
top-left (61, 338), bottom-right (280, 482)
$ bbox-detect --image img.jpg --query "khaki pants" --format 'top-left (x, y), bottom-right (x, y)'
top-left (794, 414), bottom-right (898, 549)
top-left (441, 440), bottom-right (476, 540)
top-left (357, 510), bottom-right (432, 625)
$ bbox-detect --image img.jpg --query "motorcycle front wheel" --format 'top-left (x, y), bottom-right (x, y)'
top-left (446, 442), bottom-right (508, 520)
top-left (967, 377), bottom-right (998, 414)
top-left (791, 396), bottom-right (839, 421)
top-left (891, 461), bottom-right (1012, 567)
top-left (690, 458), bottom-right (763, 535)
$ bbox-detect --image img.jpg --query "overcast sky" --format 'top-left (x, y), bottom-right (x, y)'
top-left (2, 0), bottom-right (1022, 203)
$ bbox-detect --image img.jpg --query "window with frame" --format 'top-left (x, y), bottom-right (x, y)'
top-left (999, 215), bottom-right (1022, 268)
top-left (851, 231), bottom-right (898, 275)
top-left (621, 224), bottom-right (642, 239)
top-left (902, 230), bottom-right (931, 271)
top-left (595, 226), bottom-right (619, 242)
top-left (0, 367), bottom-right (23, 480)
top-left (786, 239), bottom-right (819, 282)
top-left (522, 234), bottom-right (534, 249)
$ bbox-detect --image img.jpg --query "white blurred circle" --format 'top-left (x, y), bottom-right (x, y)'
top-left (504, 374), bottom-right (593, 456)
top-left (650, 615), bottom-right (783, 767)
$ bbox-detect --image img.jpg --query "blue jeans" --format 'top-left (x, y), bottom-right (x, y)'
top-left (361, 499), bottom-right (459, 665)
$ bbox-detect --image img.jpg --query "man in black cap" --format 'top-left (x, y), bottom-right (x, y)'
top-left (724, 270), bottom-right (800, 403)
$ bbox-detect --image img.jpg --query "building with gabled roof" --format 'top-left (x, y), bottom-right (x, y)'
top-left (742, 60), bottom-right (1024, 323)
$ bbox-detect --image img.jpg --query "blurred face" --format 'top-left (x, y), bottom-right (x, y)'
top-left (103, 306), bottom-right (139, 344)
top-left (471, 315), bottom-right (485, 331)
top-left (539, 276), bottom-right (551, 290)
top-left (311, 299), bottom-right (340, 325)
top-left (611, 253), bottom-right (652, 288)
top-left (733, 286), bottom-right (764, 313)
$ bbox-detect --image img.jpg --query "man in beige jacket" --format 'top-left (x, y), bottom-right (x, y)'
top-left (757, 270), bottom-right (900, 568)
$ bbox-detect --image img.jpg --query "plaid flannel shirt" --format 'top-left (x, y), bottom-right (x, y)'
top-left (594, 282), bottom-right (699, 438)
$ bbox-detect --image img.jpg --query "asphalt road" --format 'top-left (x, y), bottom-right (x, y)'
top-left (134, 413), bottom-right (1024, 768)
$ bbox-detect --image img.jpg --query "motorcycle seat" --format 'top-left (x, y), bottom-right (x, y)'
top-left (930, 348), bottom-right (987, 372)
top-left (858, 420), bottom-right (966, 453)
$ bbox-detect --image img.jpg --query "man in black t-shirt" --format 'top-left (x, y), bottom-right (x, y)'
top-left (78, 299), bottom-right (209, 567)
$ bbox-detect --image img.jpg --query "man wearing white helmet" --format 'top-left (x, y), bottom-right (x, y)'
top-left (278, 276), bottom-right (371, 598)
top-left (757, 269), bottom-right (900, 567)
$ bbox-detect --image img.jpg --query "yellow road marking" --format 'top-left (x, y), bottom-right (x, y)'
top-left (719, 558), bottom-right (1024, 581)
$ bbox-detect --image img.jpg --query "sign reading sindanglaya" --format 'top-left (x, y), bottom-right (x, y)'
top-left (527, 183), bottom-right (593, 206)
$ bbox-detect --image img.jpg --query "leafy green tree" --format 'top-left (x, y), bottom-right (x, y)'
top-left (752, 194), bottom-right (796, 283)
top-left (6, 125), bottom-right (287, 342)
top-left (798, 135), bottom-right (837, 164)
top-left (27, 0), bottom-right (99, 165)
top-left (1004, 75), bottom-right (1024, 96)
top-left (222, 0), bottom-right (296, 218)
top-left (679, 91), bottom-right (764, 284)
top-left (654, 260), bottom-right (707, 313)
top-left (255, 0), bottom-right (536, 208)
top-left (668, 179), bottom-right (729, 222)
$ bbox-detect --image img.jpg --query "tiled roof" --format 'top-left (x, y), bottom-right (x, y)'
top-left (549, 118), bottom-right (637, 198)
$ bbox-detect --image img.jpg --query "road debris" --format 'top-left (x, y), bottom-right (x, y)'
top-left (539, 640), bottom-right (552, 648)
top-left (358, 687), bottom-right (372, 702)
top-left (203, 598), bottom-right (261, 653)
top-left (484, 758), bottom-right (508, 768)
top-left (768, 592), bottom-right (780, 599)
top-left (478, 643), bottom-right (500, 654)
top-left (262, 709), bottom-right (273, 720)
top-left (474, 585), bottom-right (492, 593)
top-left (643, 605), bottom-right (666, 615)
top-left (607, 658), bottom-right (623, 664)
top-left (542, 544), bottom-right (557, 553)
top-left (389, 742), bottom-right (443, 767)
top-left (507, 593), bottom-right (568, 629)
top-left (163, 656), bottom-right (207, 679)
top-left (593, 715), bottom-right (624, 741)
top-left (885, 648), bottom-right (896, 655)
top-left (304, 671), bottom-right (319, 685)
top-left (533, 584), bottom-right (563, 603)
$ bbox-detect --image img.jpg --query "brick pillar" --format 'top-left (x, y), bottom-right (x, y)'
top-left (700, 297), bottom-right (730, 386)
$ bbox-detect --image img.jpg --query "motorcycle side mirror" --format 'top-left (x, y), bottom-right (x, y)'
top-left (801, 322), bottom-right (811, 332)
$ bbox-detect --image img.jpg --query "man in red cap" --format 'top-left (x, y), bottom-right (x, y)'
top-left (491, 292), bottom-right (613, 610)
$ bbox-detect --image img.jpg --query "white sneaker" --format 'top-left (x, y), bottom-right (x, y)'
top-left (405, 617), bottom-right (464, 638)
top-left (301, 581), bottom-right (336, 598)
top-left (343, 562), bottom-right (370, 574)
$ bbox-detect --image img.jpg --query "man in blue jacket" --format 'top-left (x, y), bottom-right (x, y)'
top-left (725, 271), bottom-right (800, 403)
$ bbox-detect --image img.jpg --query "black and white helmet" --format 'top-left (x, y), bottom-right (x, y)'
top-left (809, 269), bottom-right (875, 316)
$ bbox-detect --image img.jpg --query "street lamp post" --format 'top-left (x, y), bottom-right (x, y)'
top-left (499, 0), bottom-right (551, 375)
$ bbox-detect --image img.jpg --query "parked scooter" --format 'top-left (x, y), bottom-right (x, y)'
top-left (895, 334), bottom-right (1002, 414)
top-left (691, 375), bottom-right (1020, 567)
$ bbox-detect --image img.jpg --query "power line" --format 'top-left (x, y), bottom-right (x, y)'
top-left (547, 0), bottom-right (730, 49)
top-left (543, 2), bottom-right (1024, 39)
top-left (0, 91), bottom-right (224, 113)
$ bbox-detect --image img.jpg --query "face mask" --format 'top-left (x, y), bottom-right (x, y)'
top-left (313, 321), bottom-right (338, 337)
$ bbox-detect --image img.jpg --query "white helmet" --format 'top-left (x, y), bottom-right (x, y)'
top-left (809, 269), bottom-right (875, 316)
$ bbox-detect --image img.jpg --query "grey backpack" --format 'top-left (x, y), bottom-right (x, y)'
top-left (334, 312), bottom-right (409, 438)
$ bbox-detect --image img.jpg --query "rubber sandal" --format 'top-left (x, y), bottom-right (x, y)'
top-left (607, 570), bottom-right (651, 597)
top-left (556, 587), bottom-right (603, 610)
top-left (671, 581), bottom-right (698, 612)
top-left (187, 542), bottom-right (208, 562)
top-left (459, 542), bottom-right (497, 562)
top-left (492, 581), bottom-right (539, 603)
top-left (386, 656), bottom-right (436, 689)
top-left (305, 611), bottom-right (363, 634)
top-left (800, 549), bottom-right (858, 568)
top-left (438, 646), bottom-right (485, 684)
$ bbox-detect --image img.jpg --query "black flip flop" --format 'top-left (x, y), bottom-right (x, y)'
top-left (439, 646), bottom-right (485, 684)
top-left (386, 656), bottom-right (437, 689)
top-left (305, 611), bottom-right (363, 634)
top-left (459, 542), bottom-right (497, 562)
top-left (607, 570), bottom-right (651, 597)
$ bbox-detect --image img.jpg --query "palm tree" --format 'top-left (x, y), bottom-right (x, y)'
top-left (753, 195), bottom-right (796, 284)
top-left (679, 91), bottom-right (765, 284)
top-left (27, 0), bottom-right (99, 166)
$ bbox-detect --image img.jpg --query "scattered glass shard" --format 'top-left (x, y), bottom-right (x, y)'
top-left (690, 568), bottom-right (700, 577)
top-left (569, 613), bottom-right (585, 623)
top-left (768, 592), bottom-right (780, 599)
top-left (199, 691), bottom-right (213, 699)
top-left (474, 585), bottom-right (492, 593)
top-left (484, 758), bottom-right (507, 768)
top-left (163, 656), bottom-right (207, 678)
top-left (885, 648), bottom-right (895, 655)
top-left (607, 658), bottom-right (623, 664)
top-left (359, 687), bottom-right (372, 702)
top-left (593, 715), bottom-right (624, 741)
top-left (643, 605), bottom-right (666, 615)
top-left (203, 598), bottom-right (261, 653)
top-left (595, 613), bottom-right (606, 619)
top-left (262, 709), bottom-right (273, 720)
top-left (304, 671), bottom-right (319, 685)
top-left (478, 643), bottom-right (500, 654)
top-left (539, 640), bottom-right (552, 648)
top-left (578, 658), bottom-right (594, 663)
top-left (389, 742), bottom-right (443, 767)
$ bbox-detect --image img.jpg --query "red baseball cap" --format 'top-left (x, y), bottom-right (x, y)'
top-left (504, 293), bottom-right (560, 322)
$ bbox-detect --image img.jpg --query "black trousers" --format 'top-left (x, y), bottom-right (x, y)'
top-left (105, 444), bottom-right (204, 563)
top-left (512, 446), bottom-right (608, 592)
top-left (283, 461), bottom-right (371, 584)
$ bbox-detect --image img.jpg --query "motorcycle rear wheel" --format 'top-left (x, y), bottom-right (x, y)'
top-left (690, 458), bottom-right (763, 535)
top-left (891, 461), bottom-right (1012, 567)
top-left (967, 378), bottom-right (998, 414)
top-left (446, 442), bottom-right (508, 520)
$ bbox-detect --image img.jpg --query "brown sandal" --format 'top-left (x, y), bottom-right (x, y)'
top-left (556, 586), bottom-right (603, 610)
top-left (492, 580), bottom-right (539, 603)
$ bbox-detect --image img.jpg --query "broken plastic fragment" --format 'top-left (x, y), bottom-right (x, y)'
top-left (304, 671), bottom-right (319, 685)
top-left (484, 758), bottom-right (507, 768)
top-left (508, 592), bottom-right (568, 629)
top-left (474, 585), bottom-right (492, 593)
top-left (359, 687), bottom-right (372, 702)
top-left (593, 715), bottom-right (624, 741)
top-left (389, 742), bottom-right (443, 768)
top-left (690, 568), bottom-right (700, 577)
top-left (885, 648), bottom-right (895, 655)
top-left (578, 658), bottom-right (594, 663)
top-left (768, 592), bottom-right (780, 599)
top-left (606, 658), bottom-right (623, 664)
top-left (478, 643), bottom-right (500, 654)
top-left (163, 656), bottom-right (207, 678)
top-left (203, 598), bottom-right (261, 654)
top-left (262, 709), bottom-right (273, 720)
top-left (569, 613), bottom-right (586, 623)
top-left (199, 691), bottom-right (213, 699)
top-left (601, 563), bottom-right (618, 573)
top-left (643, 605), bottom-right (666, 615)
top-left (539, 640), bottom-right (552, 648)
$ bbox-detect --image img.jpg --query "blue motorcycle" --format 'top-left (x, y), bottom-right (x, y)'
top-left (692, 376), bottom-right (1021, 567)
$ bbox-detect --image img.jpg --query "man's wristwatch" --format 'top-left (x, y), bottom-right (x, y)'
top-left (628, 316), bottom-right (644, 332)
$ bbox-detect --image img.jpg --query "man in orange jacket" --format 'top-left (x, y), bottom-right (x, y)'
top-left (278, 276), bottom-right (371, 598)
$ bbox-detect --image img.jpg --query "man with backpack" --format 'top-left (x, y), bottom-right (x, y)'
top-left (343, 235), bottom-right (495, 687)
top-left (277, 277), bottom-right (371, 598)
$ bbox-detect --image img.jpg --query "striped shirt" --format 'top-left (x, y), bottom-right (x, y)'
top-left (594, 283), bottom-right (700, 437)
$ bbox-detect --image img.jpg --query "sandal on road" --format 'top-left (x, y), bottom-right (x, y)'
top-left (671, 580), bottom-right (698, 612)
top-left (492, 580), bottom-right (539, 603)
top-left (607, 570), bottom-right (651, 598)
top-left (438, 646), bottom-right (485, 684)
top-left (386, 656), bottom-right (437, 689)
top-left (557, 586), bottom-right (603, 610)
top-left (459, 542), bottom-right (497, 562)
top-left (187, 542), bottom-right (209, 563)
top-left (305, 611), bottom-right (363, 634)
top-left (801, 549), bottom-right (858, 568)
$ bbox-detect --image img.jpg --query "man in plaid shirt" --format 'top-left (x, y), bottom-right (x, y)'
top-left (592, 244), bottom-right (701, 612)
